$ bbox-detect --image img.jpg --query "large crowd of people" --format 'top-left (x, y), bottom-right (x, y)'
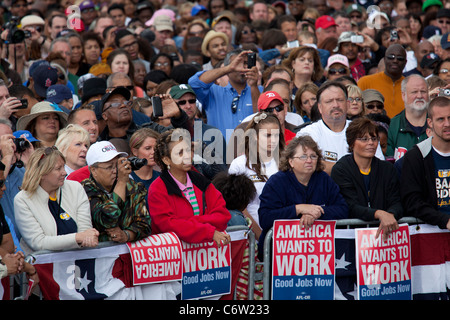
top-left (0, 0), bottom-right (449, 300)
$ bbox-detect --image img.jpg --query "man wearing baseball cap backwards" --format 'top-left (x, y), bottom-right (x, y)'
top-left (81, 140), bottom-right (151, 243)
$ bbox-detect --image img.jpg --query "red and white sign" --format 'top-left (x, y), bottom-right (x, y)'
top-left (355, 224), bottom-right (412, 300)
top-left (127, 232), bottom-right (183, 285)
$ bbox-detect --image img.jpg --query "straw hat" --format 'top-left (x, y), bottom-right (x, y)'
top-left (16, 101), bottom-right (68, 132)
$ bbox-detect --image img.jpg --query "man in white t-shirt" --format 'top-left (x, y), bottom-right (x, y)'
top-left (296, 81), bottom-right (384, 174)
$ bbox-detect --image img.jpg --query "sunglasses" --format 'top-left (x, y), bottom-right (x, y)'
top-left (103, 100), bottom-right (133, 112)
top-left (386, 54), bottom-right (406, 62)
top-left (329, 68), bottom-right (347, 75)
top-left (264, 104), bottom-right (284, 113)
top-left (39, 146), bottom-right (58, 162)
top-left (231, 95), bottom-right (240, 114)
top-left (177, 99), bottom-right (196, 106)
top-left (366, 103), bottom-right (384, 110)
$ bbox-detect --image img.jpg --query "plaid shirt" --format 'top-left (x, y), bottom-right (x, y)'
top-left (81, 176), bottom-right (151, 242)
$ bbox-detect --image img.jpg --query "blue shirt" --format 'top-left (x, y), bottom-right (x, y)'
top-left (188, 70), bottom-right (263, 139)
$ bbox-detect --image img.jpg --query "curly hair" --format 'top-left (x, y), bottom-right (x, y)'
top-left (212, 172), bottom-right (256, 211)
top-left (154, 128), bottom-right (191, 171)
top-left (279, 135), bottom-right (324, 172)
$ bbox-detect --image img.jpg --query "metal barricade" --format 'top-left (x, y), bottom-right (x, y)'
top-left (12, 227), bottom-right (257, 301)
top-left (260, 217), bottom-right (425, 300)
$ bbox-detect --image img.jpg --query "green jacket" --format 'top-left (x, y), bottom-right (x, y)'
top-left (81, 176), bottom-right (151, 242)
top-left (386, 110), bottom-right (428, 160)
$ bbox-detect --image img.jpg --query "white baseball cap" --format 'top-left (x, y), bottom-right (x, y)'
top-left (86, 141), bottom-right (128, 166)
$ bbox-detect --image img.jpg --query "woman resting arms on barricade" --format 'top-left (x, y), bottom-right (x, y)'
top-left (258, 135), bottom-right (348, 260)
top-left (148, 128), bottom-right (231, 247)
top-left (14, 147), bottom-right (99, 255)
top-left (331, 117), bottom-right (403, 240)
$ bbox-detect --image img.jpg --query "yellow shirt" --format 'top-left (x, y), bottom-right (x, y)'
top-left (357, 72), bottom-right (404, 119)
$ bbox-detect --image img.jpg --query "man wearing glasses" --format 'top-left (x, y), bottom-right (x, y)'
top-left (358, 44), bottom-right (407, 118)
top-left (188, 49), bottom-right (262, 140)
top-left (99, 86), bottom-right (189, 142)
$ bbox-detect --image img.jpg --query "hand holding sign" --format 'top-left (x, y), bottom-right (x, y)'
top-left (213, 230), bottom-right (231, 248)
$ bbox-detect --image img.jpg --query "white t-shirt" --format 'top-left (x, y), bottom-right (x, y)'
top-left (228, 154), bottom-right (279, 227)
top-left (296, 120), bottom-right (385, 162)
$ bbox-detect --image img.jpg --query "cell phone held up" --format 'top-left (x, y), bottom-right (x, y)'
top-left (247, 52), bottom-right (256, 69)
top-left (151, 96), bottom-right (163, 118)
top-left (17, 98), bottom-right (28, 109)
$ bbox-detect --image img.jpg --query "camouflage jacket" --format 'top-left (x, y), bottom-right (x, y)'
top-left (81, 176), bottom-right (151, 242)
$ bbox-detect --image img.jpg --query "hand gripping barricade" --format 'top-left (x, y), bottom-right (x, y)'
top-left (261, 217), bottom-right (450, 300)
top-left (6, 225), bottom-right (258, 300)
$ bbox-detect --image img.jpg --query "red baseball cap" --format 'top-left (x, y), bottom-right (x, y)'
top-left (257, 91), bottom-right (284, 111)
top-left (315, 15), bottom-right (338, 30)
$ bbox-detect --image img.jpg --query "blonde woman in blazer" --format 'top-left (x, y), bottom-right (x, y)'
top-left (14, 146), bottom-right (98, 255)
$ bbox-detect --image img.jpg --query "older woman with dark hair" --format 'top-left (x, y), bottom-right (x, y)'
top-left (331, 117), bottom-right (402, 240)
top-left (14, 147), bottom-right (98, 254)
top-left (258, 135), bottom-right (348, 259)
top-left (148, 128), bottom-right (231, 246)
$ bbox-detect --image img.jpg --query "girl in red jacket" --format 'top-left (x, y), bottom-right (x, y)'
top-left (148, 128), bottom-right (231, 246)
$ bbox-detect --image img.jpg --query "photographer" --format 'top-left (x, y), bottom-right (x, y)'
top-left (0, 80), bottom-right (25, 129)
top-left (81, 140), bottom-right (152, 243)
top-left (0, 118), bottom-right (34, 245)
top-left (0, 15), bottom-right (30, 84)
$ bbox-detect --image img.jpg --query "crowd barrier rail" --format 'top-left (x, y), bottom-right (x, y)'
top-left (7, 225), bottom-right (255, 300)
top-left (6, 217), bottom-right (449, 301)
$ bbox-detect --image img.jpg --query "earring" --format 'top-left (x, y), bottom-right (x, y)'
top-left (167, 164), bottom-right (171, 170)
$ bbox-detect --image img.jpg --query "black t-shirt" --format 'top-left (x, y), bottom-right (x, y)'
top-left (48, 196), bottom-right (77, 235)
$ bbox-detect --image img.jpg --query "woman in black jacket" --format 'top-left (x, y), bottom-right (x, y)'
top-left (331, 117), bottom-right (403, 240)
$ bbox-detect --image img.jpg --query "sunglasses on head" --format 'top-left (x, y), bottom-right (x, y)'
top-left (39, 146), bottom-right (58, 162)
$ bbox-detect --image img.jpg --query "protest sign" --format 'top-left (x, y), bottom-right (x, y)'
top-left (355, 224), bottom-right (412, 300)
top-left (127, 232), bottom-right (183, 285)
top-left (181, 240), bottom-right (231, 300)
top-left (272, 220), bottom-right (336, 300)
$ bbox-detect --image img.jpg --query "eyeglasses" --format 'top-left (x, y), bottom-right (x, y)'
top-left (329, 68), bottom-right (347, 75)
top-left (264, 104), bottom-right (284, 113)
top-left (438, 19), bottom-right (450, 25)
top-left (95, 164), bottom-right (117, 172)
top-left (293, 154), bottom-right (319, 161)
top-left (108, 85), bottom-right (134, 91)
top-left (439, 68), bottom-right (449, 74)
top-left (103, 100), bottom-right (133, 112)
top-left (386, 54), bottom-right (406, 62)
top-left (39, 146), bottom-right (58, 162)
top-left (24, 25), bottom-right (42, 32)
top-left (365, 103), bottom-right (384, 110)
top-left (231, 95), bottom-right (240, 114)
top-left (122, 40), bottom-right (138, 50)
top-left (177, 98), bottom-right (196, 106)
top-left (348, 97), bottom-right (362, 103)
top-left (155, 62), bottom-right (169, 67)
top-left (356, 136), bottom-right (379, 143)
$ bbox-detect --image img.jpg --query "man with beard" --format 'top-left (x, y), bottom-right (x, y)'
top-left (386, 74), bottom-right (429, 161)
top-left (296, 81), bottom-right (384, 175)
top-left (358, 44), bottom-right (407, 118)
top-left (400, 96), bottom-right (450, 231)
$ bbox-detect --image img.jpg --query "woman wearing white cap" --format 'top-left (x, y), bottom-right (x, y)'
top-left (81, 141), bottom-right (151, 243)
top-left (14, 146), bottom-right (99, 254)
top-left (16, 101), bottom-right (68, 148)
